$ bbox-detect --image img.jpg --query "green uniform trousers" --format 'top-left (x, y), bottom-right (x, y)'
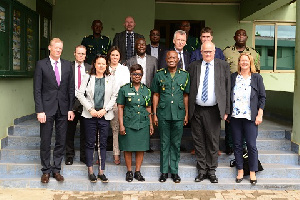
top-left (159, 119), bottom-right (183, 174)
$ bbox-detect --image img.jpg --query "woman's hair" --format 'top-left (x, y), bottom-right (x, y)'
top-left (238, 53), bottom-right (257, 74)
top-left (130, 64), bottom-right (143, 75)
top-left (90, 54), bottom-right (110, 76)
top-left (107, 46), bottom-right (121, 65)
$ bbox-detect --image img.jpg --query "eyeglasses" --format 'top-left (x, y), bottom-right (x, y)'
top-left (131, 73), bottom-right (143, 77)
top-left (202, 51), bottom-right (213, 55)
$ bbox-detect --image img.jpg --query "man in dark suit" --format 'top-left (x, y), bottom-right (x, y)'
top-left (65, 45), bottom-right (91, 165)
top-left (34, 38), bottom-right (75, 183)
top-left (160, 30), bottom-right (190, 70)
top-left (113, 16), bottom-right (144, 63)
top-left (126, 38), bottom-right (158, 88)
top-left (187, 41), bottom-right (230, 183)
top-left (146, 29), bottom-right (166, 67)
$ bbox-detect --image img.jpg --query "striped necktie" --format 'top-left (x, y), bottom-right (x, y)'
top-left (201, 62), bottom-right (209, 103)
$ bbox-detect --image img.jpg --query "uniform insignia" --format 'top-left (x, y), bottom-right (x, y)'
top-left (128, 93), bottom-right (135, 95)
top-left (128, 98), bottom-right (131, 101)
top-left (157, 68), bottom-right (164, 72)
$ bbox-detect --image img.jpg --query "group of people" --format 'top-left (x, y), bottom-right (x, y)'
top-left (33, 16), bottom-right (266, 185)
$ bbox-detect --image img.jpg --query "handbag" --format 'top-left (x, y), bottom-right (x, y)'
top-left (230, 152), bottom-right (264, 176)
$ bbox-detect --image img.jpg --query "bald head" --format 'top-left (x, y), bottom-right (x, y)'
top-left (201, 41), bottom-right (216, 63)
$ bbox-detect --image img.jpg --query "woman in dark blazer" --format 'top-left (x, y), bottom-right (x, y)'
top-left (230, 53), bottom-right (266, 185)
top-left (77, 55), bottom-right (118, 183)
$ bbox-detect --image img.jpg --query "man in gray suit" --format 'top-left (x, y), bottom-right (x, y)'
top-left (187, 41), bottom-right (230, 183)
top-left (113, 16), bottom-right (144, 63)
top-left (126, 38), bottom-right (158, 88)
top-left (65, 45), bottom-right (91, 165)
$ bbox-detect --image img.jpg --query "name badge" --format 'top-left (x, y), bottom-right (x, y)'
top-left (128, 93), bottom-right (135, 95)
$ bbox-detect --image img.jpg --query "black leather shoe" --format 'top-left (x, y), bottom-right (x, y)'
top-left (126, 171), bottom-right (133, 182)
top-left (250, 179), bottom-right (257, 185)
top-left (171, 174), bottom-right (181, 183)
top-left (195, 173), bottom-right (207, 182)
top-left (146, 148), bottom-right (154, 153)
top-left (225, 147), bottom-right (233, 155)
top-left (159, 173), bottom-right (168, 182)
top-left (88, 173), bottom-right (97, 183)
top-left (207, 174), bottom-right (218, 183)
top-left (134, 171), bottom-right (145, 181)
top-left (235, 177), bottom-right (243, 183)
top-left (65, 157), bottom-right (73, 165)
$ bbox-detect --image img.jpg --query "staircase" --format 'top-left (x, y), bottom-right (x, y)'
top-left (0, 117), bottom-right (299, 191)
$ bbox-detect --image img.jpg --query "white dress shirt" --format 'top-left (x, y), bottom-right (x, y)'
top-left (109, 63), bottom-right (130, 91)
top-left (175, 49), bottom-right (185, 70)
top-left (196, 60), bottom-right (217, 106)
top-left (137, 55), bottom-right (147, 85)
top-left (49, 57), bottom-right (61, 80)
top-left (150, 45), bottom-right (159, 59)
top-left (74, 62), bottom-right (87, 96)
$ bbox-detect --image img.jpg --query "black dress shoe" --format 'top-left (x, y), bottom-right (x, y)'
top-left (250, 179), bottom-right (257, 185)
top-left (65, 157), bottom-right (73, 165)
top-left (98, 174), bottom-right (109, 183)
top-left (126, 171), bottom-right (133, 182)
top-left (235, 177), bottom-right (243, 183)
top-left (171, 174), bottom-right (181, 183)
top-left (134, 171), bottom-right (145, 181)
top-left (195, 173), bottom-right (207, 182)
top-left (146, 148), bottom-right (154, 153)
top-left (159, 173), bottom-right (168, 182)
top-left (207, 174), bottom-right (218, 183)
top-left (88, 173), bottom-right (97, 183)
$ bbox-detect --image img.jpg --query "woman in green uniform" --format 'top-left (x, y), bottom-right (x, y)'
top-left (117, 64), bottom-right (154, 182)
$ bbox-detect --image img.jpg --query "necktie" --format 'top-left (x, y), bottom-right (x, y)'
top-left (54, 61), bottom-right (60, 86)
top-left (201, 63), bottom-right (209, 103)
top-left (78, 65), bottom-right (81, 89)
top-left (178, 52), bottom-right (183, 69)
top-left (126, 33), bottom-right (133, 59)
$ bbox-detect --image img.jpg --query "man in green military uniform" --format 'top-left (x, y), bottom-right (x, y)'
top-left (81, 20), bottom-right (111, 64)
top-left (223, 29), bottom-right (260, 73)
top-left (151, 50), bottom-right (190, 183)
top-left (180, 21), bottom-right (200, 53)
top-left (223, 29), bottom-right (260, 154)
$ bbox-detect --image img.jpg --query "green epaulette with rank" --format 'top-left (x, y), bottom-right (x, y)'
top-left (156, 68), bottom-right (165, 72)
top-left (120, 82), bottom-right (130, 88)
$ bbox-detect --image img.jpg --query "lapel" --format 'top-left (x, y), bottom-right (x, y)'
top-left (90, 75), bottom-right (96, 98)
top-left (60, 59), bottom-right (67, 86)
top-left (46, 58), bottom-right (59, 87)
top-left (214, 59), bottom-right (220, 89)
top-left (145, 55), bottom-right (151, 86)
top-left (196, 60), bottom-right (202, 89)
top-left (72, 61), bottom-right (76, 79)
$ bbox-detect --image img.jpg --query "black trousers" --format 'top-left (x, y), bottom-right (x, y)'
top-left (191, 105), bottom-right (221, 176)
top-left (40, 108), bottom-right (68, 174)
top-left (65, 111), bottom-right (85, 160)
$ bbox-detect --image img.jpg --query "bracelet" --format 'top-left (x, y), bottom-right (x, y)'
top-left (152, 113), bottom-right (156, 116)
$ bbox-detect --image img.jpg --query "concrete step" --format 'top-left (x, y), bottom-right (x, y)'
top-left (1, 161), bottom-right (300, 179)
top-left (0, 176), bottom-right (299, 191)
top-left (1, 149), bottom-right (298, 165)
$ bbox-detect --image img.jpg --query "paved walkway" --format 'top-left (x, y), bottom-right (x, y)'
top-left (0, 188), bottom-right (300, 200)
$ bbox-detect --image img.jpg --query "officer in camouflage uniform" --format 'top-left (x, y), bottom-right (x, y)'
top-left (223, 29), bottom-right (260, 154)
top-left (151, 50), bottom-right (190, 183)
top-left (81, 20), bottom-right (111, 64)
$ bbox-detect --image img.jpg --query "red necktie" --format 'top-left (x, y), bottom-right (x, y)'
top-left (78, 65), bottom-right (81, 89)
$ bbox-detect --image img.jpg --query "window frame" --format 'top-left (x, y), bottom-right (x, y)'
top-left (253, 21), bottom-right (296, 73)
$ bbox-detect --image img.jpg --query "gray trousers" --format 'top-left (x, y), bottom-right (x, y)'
top-left (191, 104), bottom-right (221, 176)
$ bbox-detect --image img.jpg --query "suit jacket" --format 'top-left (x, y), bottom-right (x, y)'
top-left (230, 72), bottom-right (266, 121)
top-left (190, 47), bottom-right (225, 63)
top-left (146, 44), bottom-right (166, 68)
top-left (159, 49), bottom-right (190, 70)
top-left (112, 31), bottom-right (144, 63)
top-left (126, 54), bottom-right (158, 88)
top-left (76, 74), bottom-right (118, 120)
top-left (187, 58), bottom-right (231, 121)
top-left (71, 62), bottom-right (92, 111)
top-left (34, 57), bottom-right (75, 116)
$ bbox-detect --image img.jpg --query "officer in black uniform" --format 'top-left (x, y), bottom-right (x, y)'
top-left (81, 20), bottom-right (111, 64)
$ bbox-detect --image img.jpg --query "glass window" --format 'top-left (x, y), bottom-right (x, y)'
top-left (255, 23), bottom-right (296, 72)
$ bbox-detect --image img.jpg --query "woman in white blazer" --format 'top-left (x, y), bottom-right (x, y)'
top-left (107, 46), bottom-right (130, 165)
top-left (77, 55), bottom-right (118, 183)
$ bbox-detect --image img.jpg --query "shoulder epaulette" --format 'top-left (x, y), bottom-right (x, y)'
top-left (250, 47), bottom-right (259, 54)
top-left (120, 82), bottom-right (130, 88)
top-left (179, 68), bottom-right (188, 73)
top-left (223, 46), bottom-right (231, 51)
top-left (157, 68), bottom-right (164, 72)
